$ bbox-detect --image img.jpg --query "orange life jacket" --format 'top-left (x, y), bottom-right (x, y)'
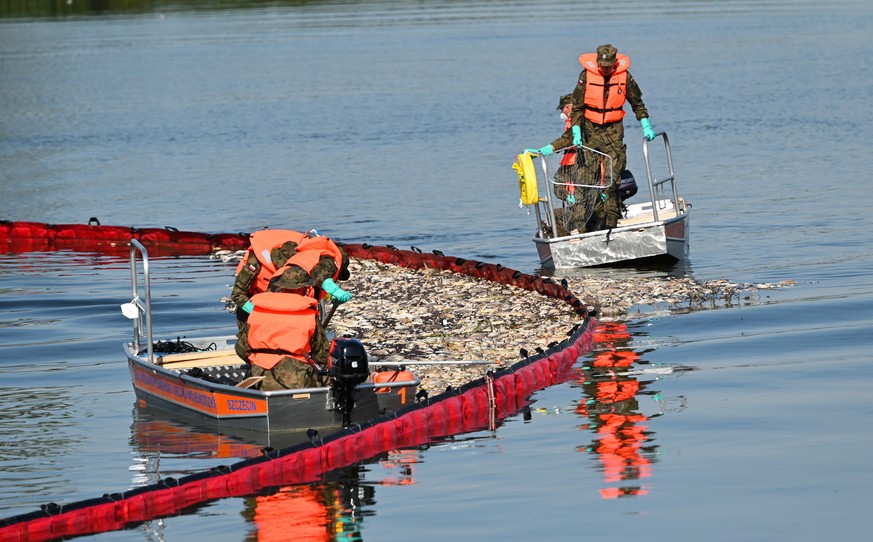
top-left (245, 292), bottom-right (318, 370)
top-left (293, 236), bottom-right (344, 279)
top-left (578, 52), bottom-right (631, 125)
top-left (560, 117), bottom-right (578, 167)
top-left (234, 229), bottom-right (306, 295)
top-left (267, 236), bottom-right (345, 298)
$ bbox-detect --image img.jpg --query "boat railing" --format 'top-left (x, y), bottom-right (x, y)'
top-left (533, 144), bottom-right (614, 239)
top-left (122, 239), bottom-right (154, 364)
top-left (642, 131), bottom-right (682, 222)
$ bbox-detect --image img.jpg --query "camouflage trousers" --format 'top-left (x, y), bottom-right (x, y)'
top-left (250, 358), bottom-right (326, 391)
top-left (582, 119), bottom-right (627, 228)
top-left (234, 318), bottom-right (331, 391)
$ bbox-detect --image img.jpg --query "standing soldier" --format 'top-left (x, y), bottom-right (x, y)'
top-left (569, 44), bottom-right (656, 230)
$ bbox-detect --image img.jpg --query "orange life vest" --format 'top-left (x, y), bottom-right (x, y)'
top-left (267, 236), bottom-right (345, 298)
top-left (578, 52), bottom-right (631, 125)
top-left (293, 236), bottom-right (344, 279)
top-left (235, 229), bottom-right (306, 295)
top-left (245, 292), bottom-right (318, 370)
top-left (560, 118), bottom-right (578, 167)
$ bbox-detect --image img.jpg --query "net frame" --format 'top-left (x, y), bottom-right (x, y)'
top-left (542, 146), bottom-right (613, 235)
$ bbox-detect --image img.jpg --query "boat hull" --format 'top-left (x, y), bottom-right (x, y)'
top-left (534, 212), bottom-right (689, 268)
top-left (125, 338), bottom-right (417, 434)
top-left (521, 133), bottom-right (690, 269)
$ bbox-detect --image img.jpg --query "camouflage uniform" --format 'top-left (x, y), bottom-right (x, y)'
top-left (570, 45), bottom-right (649, 229)
top-left (234, 244), bottom-right (350, 391)
top-left (248, 317), bottom-right (330, 391)
top-left (548, 95), bottom-right (591, 234)
top-left (230, 240), bottom-right (301, 330)
top-left (267, 249), bottom-right (348, 298)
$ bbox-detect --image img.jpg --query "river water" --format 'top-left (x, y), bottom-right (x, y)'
top-left (1, 0), bottom-right (872, 540)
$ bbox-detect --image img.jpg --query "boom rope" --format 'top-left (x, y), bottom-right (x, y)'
top-left (0, 220), bottom-right (596, 541)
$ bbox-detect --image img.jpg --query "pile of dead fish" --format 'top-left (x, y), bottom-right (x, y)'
top-left (331, 258), bottom-right (579, 392)
top-left (218, 252), bottom-right (792, 393)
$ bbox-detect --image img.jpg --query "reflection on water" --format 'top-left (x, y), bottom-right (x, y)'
top-left (0, 386), bottom-right (83, 508)
top-left (570, 322), bottom-right (686, 499)
top-left (129, 401), bottom-right (267, 467)
top-left (128, 399), bottom-right (422, 540)
top-left (129, 399), bottom-right (332, 461)
top-left (241, 466), bottom-right (375, 542)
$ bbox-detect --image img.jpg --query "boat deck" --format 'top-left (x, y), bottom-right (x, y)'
top-left (617, 201), bottom-right (681, 227)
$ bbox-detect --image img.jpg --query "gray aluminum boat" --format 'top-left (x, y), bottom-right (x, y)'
top-left (121, 240), bottom-right (420, 435)
top-left (516, 133), bottom-right (690, 268)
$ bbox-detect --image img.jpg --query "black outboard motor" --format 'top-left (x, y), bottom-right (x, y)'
top-left (328, 337), bottom-right (370, 426)
top-left (618, 170), bottom-right (638, 201)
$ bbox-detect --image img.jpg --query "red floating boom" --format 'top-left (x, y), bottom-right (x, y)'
top-left (0, 219), bottom-right (594, 541)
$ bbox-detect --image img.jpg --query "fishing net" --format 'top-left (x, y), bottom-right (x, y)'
top-left (544, 146), bottom-right (612, 235)
top-left (149, 337), bottom-right (217, 355)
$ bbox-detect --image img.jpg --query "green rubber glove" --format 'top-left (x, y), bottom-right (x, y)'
top-left (539, 145), bottom-right (554, 156)
top-left (524, 148), bottom-right (539, 154)
top-left (572, 126), bottom-right (582, 146)
top-left (567, 194), bottom-right (576, 205)
top-left (242, 300), bottom-right (254, 314)
top-left (641, 118), bottom-right (656, 141)
top-left (322, 278), bottom-right (352, 303)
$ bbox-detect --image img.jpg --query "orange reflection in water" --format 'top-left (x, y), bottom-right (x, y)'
top-left (251, 485), bottom-right (334, 542)
top-left (131, 400), bottom-right (423, 540)
top-left (246, 451), bottom-right (415, 541)
top-left (576, 322), bottom-right (656, 499)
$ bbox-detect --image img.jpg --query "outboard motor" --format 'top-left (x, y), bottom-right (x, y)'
top-left (328, 337), bottom-right (369, 426)
top-left (618, 170), bottom-right (638, 201)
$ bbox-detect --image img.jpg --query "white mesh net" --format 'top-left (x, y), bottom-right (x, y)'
top-left (541, 146), bottom-right (612, 235)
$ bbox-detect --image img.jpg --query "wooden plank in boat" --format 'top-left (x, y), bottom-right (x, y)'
top-left (235, 376), bottom-right (264, 389)
top-left (156, 349), bottom-right (238, 364)
top-left (157, 349), bottom-right (237, 363)
top-left (157, 353), bottom-right (244, 369)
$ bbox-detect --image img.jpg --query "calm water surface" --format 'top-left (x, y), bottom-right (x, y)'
top-left (2, 0), bottom-right (872, 540)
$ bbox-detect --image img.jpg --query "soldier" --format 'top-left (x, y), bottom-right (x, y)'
top-left (230, 229), bottom-right (307, 330)
top-left (241, 290), bottom-right (328, 390)
top-left (527, 94), bottom-right (589, 235)
top-left (266, 233), bottom-right (351, 304)
top-left (234, 230), bottom-right (352, 390)
top-left (569, 44), bottom-right (656, 230)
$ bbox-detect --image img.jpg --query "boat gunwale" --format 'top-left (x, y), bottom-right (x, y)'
top-left (532, 211), bottom-right (689, 245)
top-left (125, 341), bottom-right (422, 401)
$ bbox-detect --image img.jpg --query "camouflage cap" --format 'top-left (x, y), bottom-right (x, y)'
top-left (596, 44), bottom-right (618, 67)
top-left (556, 93), bottom-right (573, 110)
top-left (268, 266), bottom-right (313, 293)
top-left (270, 240), bottom-right (299, 268)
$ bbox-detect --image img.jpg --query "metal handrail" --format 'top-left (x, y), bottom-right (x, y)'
top-left (127, 239), bottom-right (154, 364)
top-left (642, 132), bottom-right (679, 223)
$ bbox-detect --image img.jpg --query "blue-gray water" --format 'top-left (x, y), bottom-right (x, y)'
top-left (2, 0), bottom-right (872, 540)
